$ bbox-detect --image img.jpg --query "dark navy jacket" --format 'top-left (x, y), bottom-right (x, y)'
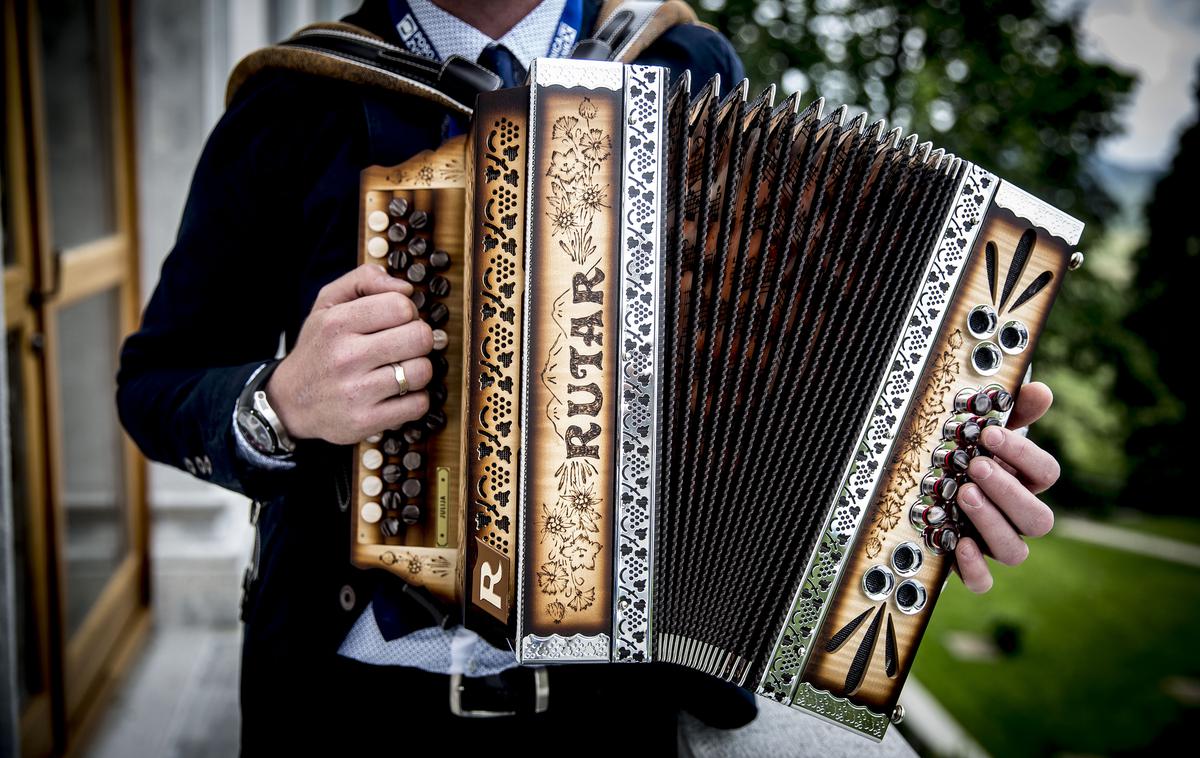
top-left (117, 0), bottom-right (752, 727)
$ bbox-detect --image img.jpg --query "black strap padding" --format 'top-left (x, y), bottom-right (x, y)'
top-left (280, 28), bottom-right (502, 110)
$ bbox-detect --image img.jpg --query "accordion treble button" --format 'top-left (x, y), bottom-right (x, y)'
top-left (388, 223), bottom-right (408, 243)
top-left (387, 249), bottom-right (411, 274)
top-left (429, 250), bottom-right (451, 271)
top-left (387, 197), bottom-right (409, 218)
top-left (401, 478), bottom-right (423, 498)
top-left (428, 303), bottom-right (449, 328)
top-left (381, 464), bottom-right (403, 484)
top-left (423, 410), bottom-right (447, 433)
top-left (382, 490), bottom-right (403, 511)
top-left (409, 210), bottom-right (429, 229)
top-left (408, 237), bottom-right (429, 257)
top-left (382, 436), bottom-right (403, 456)
top-left (429, 276), bottom-right (451, 298)
top-left (401, 504), bottom-right (422, 525)
top-left (407, 262), bottom-right (428, 284)
top-left (431, 329), bottom-right (448, 351)
top-left (367, 211), bottom-right (389, 232)
top-left (402, 451), bottom-right (423, 471)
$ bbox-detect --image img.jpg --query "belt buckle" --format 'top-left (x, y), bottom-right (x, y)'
top-left (449, 668), bottom-right (549, 718)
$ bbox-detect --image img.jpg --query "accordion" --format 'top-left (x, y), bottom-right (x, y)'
top-left (349, 58), bottom-right (1083, 739)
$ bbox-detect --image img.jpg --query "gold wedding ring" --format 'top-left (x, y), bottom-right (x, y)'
top-left (392, 362), bottom-right (409, 396)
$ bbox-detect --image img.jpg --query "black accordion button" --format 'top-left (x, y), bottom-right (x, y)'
top-left (410, 290), bottom-right (427, 311)
top-left (429, 383), bottom-right (448, 406)
top-left (402, 451), bottom-right (423, 471)
top-left (407, 262), bottom-right (428, 284)
top-left (409, 210), bottom-right (428, 229)
top-left (380, 517), bottom-right (402, 537)
top-left (428, 303), bottom-right (449, 328)
top-left (423, 410), bottom-right (447, 433)
top-left (382, 436), bottom-right (403, 456)
top-left (401, 504), bottom-right (422, 525)
top-left (387, 197), bottom-right (409, 218)
top-left (387, 223), bottom-right (408, 243)
top-left (387, 249), bottom-right (411, 275)
top-left (381, 490), bottom-right (403, 511)
top-left (408, 237), bottom-right (428, 257)
top-left (430, 353), bottom-right (449, 379)
top-left (401, 478), bottom-right (423, 498)
top-left (403, 424), bottom-right (425, 445)
top-left (429, 275), bottom-right (451, 298)
top-left (381, 464), bottom-right (404, 484)
top-left (429, 250), bottom-right (451, 271)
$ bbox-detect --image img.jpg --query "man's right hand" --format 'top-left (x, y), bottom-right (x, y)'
top-left (266, 263), bottom-right (433, 445)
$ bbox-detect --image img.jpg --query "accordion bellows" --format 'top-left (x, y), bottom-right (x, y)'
top-left (350, 58), bottom-right (1083, 739)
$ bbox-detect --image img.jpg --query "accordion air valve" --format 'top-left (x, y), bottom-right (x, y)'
top-left (350, 58), bottom-right (1084, 740)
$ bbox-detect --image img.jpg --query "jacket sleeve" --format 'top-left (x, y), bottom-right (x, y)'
top-left (116, 71), bottom-right (357, 500)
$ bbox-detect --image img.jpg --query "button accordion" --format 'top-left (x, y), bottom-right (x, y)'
top-left (349, 58), bottom-right (1083, 739)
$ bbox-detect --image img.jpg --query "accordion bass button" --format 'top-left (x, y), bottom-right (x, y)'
top-left (953, 389), bottom-right (993, 416)
top-left (943, 419), bottom-right (982, 446)
top-left (909, 502), bottom-right (948, 530)
top-left (986, 386), bottom-right (1015, 413)
top-left (932, 446), bottom-right (971, 474)
top-left (920, 473), bottom-right (958, 501)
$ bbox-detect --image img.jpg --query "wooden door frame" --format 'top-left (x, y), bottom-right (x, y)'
top-left (3, 0), bottom-right (148, 753)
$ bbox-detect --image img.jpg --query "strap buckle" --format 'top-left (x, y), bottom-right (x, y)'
top-left (449, 668), bottom-right (550, 718)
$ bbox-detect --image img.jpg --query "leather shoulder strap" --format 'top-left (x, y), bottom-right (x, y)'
top-left (584, 0), bottom-right (699, 63)
top-left (225, 22), bottom-right (501, 115)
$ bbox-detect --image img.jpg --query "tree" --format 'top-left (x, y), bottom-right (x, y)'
top-left (696, 0), bottom-right (1138, 509)
top-left (1114, 70), bottom-right (1199, 515)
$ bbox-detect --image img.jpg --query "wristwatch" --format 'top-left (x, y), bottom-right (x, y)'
top-left (236, 361), bottom-right (296, 458)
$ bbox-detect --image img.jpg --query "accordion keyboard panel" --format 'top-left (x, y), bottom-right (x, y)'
top-left (349, 140), bottom-right (468, 604)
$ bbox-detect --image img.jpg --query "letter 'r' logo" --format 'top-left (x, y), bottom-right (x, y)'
top-left (478, 561), bottom-right (503, 609)
top-left (472, 539), bottom-right (510, 623)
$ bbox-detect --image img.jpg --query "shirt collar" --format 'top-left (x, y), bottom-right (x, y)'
top-left (406, 0), bottom-right (569, 70)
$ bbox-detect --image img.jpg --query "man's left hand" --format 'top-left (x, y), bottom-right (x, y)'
top-left (953, 381), bottom-right (1059, 593)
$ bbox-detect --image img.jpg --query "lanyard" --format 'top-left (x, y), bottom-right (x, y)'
top-left (387, 0), bottom-right (584, 62)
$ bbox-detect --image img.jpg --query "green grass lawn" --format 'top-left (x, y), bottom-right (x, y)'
top-left (911, 525), bottom-right (1200, 756)
top-left (1107, 513), bottom-right (1200, 546)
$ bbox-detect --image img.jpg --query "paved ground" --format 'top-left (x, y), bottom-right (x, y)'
top-left (1057, 516), bottom-right (1200, 568)
top-left (85, 624), bottom-right (919, 757)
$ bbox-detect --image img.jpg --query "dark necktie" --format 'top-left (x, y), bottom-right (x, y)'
top-left (476, 43), bottom-right (526, 88)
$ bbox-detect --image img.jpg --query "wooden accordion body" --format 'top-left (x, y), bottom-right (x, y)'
top-left (350, 58), bottom-right (1083, 740)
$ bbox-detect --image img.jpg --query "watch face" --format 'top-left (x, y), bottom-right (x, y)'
top-left (238, 409), bottom-right (277, 455)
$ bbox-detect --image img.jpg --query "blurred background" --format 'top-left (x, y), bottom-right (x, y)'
top-left (1, 0), bottom-right (1196, 755)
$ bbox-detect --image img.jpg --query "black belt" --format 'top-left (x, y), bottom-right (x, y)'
top-left (450, 667), bottom-right (550, 718)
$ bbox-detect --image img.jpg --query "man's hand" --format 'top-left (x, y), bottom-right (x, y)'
top-left (954, 381), bottom-right (1059, 593)
top-left (267, 263), bottom-right (433, 445)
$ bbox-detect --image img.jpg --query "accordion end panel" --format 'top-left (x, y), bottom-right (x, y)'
top-left (350, 137), bottom-right (470, 606)
top-left (761, 169), bottom-right (1085, 740)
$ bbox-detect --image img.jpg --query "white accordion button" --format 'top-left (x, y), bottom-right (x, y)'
top-left (367, 210), bottom-right (390, 232)
top-left (432, 329), bottom-right (448, 351)
top-left (366, 433), bottom-right (382, 444)
top-left (360, 501), bottom-right (383, 524)
top-left (361, 448), bottom-right (383, 470)
top-left (361, 475), bottom-right (382, 497)
top-left (367, 236), bottom-right (389, 258)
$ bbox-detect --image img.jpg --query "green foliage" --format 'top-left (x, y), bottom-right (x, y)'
top-left (1114, 71), bottom-right (1199, 515)
top-left (695, 0), bottom-right (1138, 510)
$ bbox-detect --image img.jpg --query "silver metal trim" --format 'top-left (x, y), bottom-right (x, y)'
top-left (993, 180), bottom-right (1085, 245)
top-left (520, 632), bottom-right (611, 662)
top-left (612, 64), bottom-right (665, 664)
top-left (532, 57), bottom-right (623, 90)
